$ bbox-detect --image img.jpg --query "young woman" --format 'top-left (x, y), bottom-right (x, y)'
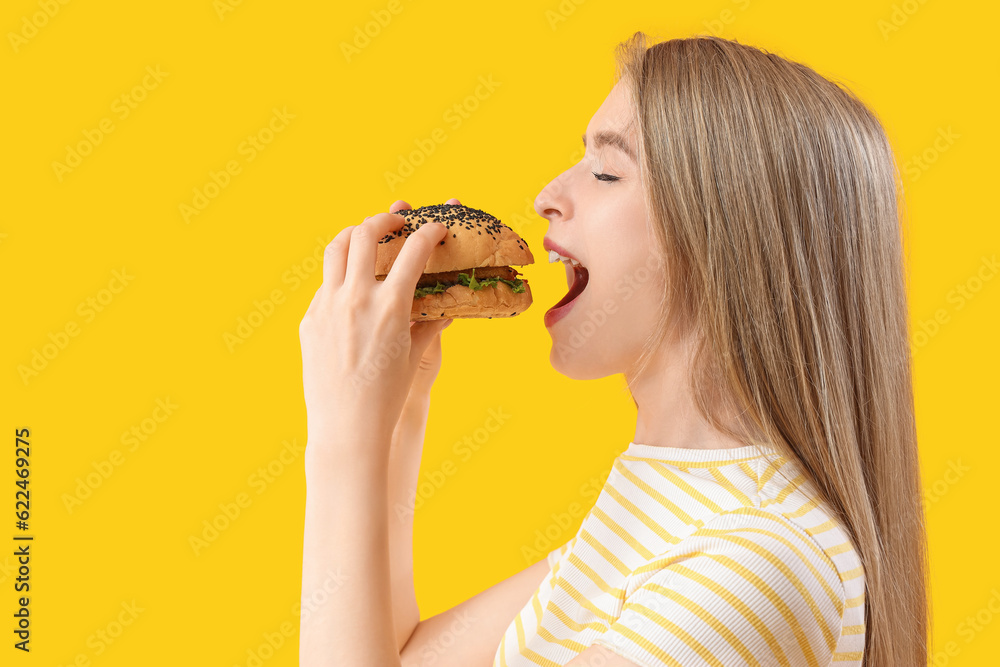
top-left (297, 32), bottom-right (928, 666)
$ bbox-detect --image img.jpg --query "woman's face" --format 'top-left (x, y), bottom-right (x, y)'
top-left (535, 81), bottom-right (665, 381)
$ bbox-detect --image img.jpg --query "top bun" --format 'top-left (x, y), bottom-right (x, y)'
top-left (375, 204), bottom-right (534, 276)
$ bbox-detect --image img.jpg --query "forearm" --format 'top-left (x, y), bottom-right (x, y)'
top-left (300, 446), bottom-right (401, 667)
top-left (387, 393), bottom-right (431, 651)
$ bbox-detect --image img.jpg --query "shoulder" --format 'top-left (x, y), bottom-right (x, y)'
top-left (591, 508), bottom-right (855, 666)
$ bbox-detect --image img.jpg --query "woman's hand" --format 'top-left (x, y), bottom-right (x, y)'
top-left (298, 205), bottom-right (453, 460)
top-left (395, 198), bottom-right (462, 402)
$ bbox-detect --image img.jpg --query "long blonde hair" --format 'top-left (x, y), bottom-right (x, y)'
top-left (614, 32), bottom-right (928, 665)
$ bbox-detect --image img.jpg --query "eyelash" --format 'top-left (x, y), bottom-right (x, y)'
top-left (592, 171), bottom-right (620, 183)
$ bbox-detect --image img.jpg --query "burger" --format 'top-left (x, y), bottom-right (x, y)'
top-left (375, 203), bottom-right (534, 321)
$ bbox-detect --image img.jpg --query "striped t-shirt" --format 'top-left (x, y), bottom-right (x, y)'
top-left (493, 442), bottom-right (866, 666)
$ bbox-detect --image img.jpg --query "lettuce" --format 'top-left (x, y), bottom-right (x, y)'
top-left (414, 267), bottom-right (525, 298)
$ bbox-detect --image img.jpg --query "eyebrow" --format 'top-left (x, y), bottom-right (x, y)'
top-left (582, 130), bottom-right (637, 163)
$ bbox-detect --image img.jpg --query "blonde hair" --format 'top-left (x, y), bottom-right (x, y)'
top-left (614, 32), bottom-right (929, 665)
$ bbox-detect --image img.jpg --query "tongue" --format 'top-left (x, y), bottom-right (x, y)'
top-left (553, 266), bottom-right (589, 309)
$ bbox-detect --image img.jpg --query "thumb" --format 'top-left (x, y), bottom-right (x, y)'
top-left (408, 318), bottom-right (452, 364)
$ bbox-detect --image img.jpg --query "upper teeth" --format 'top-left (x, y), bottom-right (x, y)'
top-left (549, 250), bottom-right (581, 267)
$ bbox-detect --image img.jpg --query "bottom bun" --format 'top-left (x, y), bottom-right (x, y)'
top-left (411, 280), bottom-right (533, 321)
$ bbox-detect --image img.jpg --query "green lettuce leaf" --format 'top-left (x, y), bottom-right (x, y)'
top-left (414, 269), bottom-right (526, 298)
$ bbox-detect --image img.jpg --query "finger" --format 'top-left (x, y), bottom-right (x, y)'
top-left (445, 198), bottom-right (461, 205)
top-left (322, 224), bottom-right (358, 288)
top-left (408, 319), bottom-right (450, 368)
top-left (383, 221), bottom-right (448, 294)
top-left (390, 200), bottom-right (412, 214)
top-left (344, 212), bottom-right (408, 285)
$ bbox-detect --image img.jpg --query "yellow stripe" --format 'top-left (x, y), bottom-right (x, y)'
top-left (758, 457), bottom-right (789, 487)
top-left (647, 461), bottom-right (725, 513)
top-left (827, 542), bottom-right (853, 557)
top-left (807, 519), bottom-right (837, 535)
top-left (626, 602), bottom-right (726, 666)
top-left (605, 484), bottom-right (681, 544)
top-left (841, 566), bottom-right (864, 580)
top-left (553, 576), bottom-right (618, 623)
top-left (709, 534), bottom-right (838, 650)
top-left (567, 552), bottom-right (627, 601)
top-left (738, 461), bottom-right (759, 489)
top-left (591, 505), bottom-right (655, 559)
top-left (545, 598), bottom-right (608, 633)
top-left (709, 467), bottom-right (754, 505)
top-left (761, 473), bottom-right (806, 507)
top-left (619, 453), bottom-right (766, 468)
top-left (672, 564), bottom-right (790, 664)
top-left (698, 526), bottom-right (844, 617)
top-left (785, 497), bottom-right (820, 518)
top-left (579, 529), bottom-right (632, 576)
top-left (535, 623), bottom-right (589, 652)
top-left (604, 623), bottom-right (684, 666)
top-left (644, 584), bottom-right (762, 666)
top-left (531, 588), bottom-right (544, 632)
top-left (833, 651), bottom-right (863, 661)
top-left (614, 460), bottom-right (701, 527)
top-left (841, 625), bottom-right (864, 635)
top-left (710, 554), bottom-right (819, 666)
top-left (513, 612), bottom-right (561, 666)
top-left (845, 594), bottom-right (865, 608)
top-left (722, 507), bottom-right (847, 589)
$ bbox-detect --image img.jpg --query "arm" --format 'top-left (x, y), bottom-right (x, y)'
top-left (300, 443), bottom-right (401, 666)
top-left (400, 556), bottom-right (551, 666)
top-left (387, 389), bottom-right (432, 650)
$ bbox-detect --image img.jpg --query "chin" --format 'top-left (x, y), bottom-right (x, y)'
top-left (548, 338), bottom-right (620, 381)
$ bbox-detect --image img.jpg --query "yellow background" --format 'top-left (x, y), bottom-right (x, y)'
top-left (2, 0), bottom-right (997, 664)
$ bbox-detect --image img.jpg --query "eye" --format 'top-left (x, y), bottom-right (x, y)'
top-left (592, 171), bottom-right (620, 182)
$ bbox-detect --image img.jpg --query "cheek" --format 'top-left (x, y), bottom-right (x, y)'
top-left (590, 256), bottom-right (662, 340)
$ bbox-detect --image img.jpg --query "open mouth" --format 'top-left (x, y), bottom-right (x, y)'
top-left (552, 262), bottom-right (589, 310)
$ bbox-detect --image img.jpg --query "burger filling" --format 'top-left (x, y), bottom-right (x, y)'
top-left (414, 266), bottom-right (525, 298)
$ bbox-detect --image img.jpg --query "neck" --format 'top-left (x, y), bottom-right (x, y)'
top-left (626, 334), bottom-right (749, 451)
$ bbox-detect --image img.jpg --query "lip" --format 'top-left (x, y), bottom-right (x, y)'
top-left (542, 237), bottom-right (582, 265)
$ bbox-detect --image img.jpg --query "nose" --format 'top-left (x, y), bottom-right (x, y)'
top-left (534, 168), bottom-right (573, 224)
